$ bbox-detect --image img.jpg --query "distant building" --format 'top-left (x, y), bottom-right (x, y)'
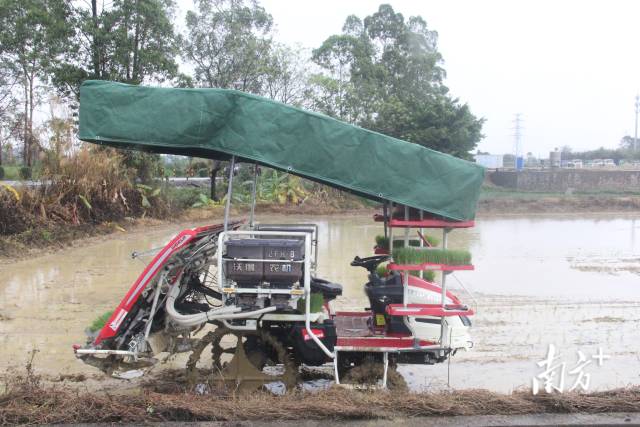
top-left (550, 150), bottom-right (561, 168)
top-left (474, 154), bottom-right (503, 169)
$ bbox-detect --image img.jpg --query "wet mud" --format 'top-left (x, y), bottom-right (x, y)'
top-left (1, 213), bottom-right (639, 392)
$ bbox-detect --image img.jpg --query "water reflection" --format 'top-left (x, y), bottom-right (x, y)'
top-left (1, 213), bottom-right (639, 378)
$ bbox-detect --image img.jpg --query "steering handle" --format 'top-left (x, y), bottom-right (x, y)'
top-left (350, 255), bottom-right (390, 272)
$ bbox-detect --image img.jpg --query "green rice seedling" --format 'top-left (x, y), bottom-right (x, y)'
top-left (375, 261), bottom-right (434, 280)
top-left (297, 293), bottom-right (324, 313)
top-left (375, 235), bottom-right (389, 248)
top-left (376, 262), bottom-right (389, 277)
top-left (392, 247), bottom-right (472, 266)
top-left (393, 239), bottom-right (421, 248)
top-left (423, 234), bottom-right (440, 247)
top-left (88, 310), bottom-right (113, 333)
top-left (375, 234), bottom-right (440, 249)
top-left (408, 269), bottom-right (436, 279)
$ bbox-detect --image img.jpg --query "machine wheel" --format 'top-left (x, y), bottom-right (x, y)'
top-left (186, 326), bottom-right (297, 393)
top-left (343, 360), bottom-right (408, 391)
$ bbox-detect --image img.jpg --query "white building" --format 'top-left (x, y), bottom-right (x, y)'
top-left (474, 154), bottom-right (504, 169)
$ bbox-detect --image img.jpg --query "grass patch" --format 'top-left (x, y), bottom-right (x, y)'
top-left (393, 247), bottom-right (472, 266)
top-left (1, 165), bottom-right (20, 180)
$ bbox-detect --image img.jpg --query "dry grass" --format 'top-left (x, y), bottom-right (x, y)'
top-left (2, 371), bottom-right (639, 425)
top-left (0, 148), bottom-right (174, 257)
top-left (0, 149), bottom-right (171, 236)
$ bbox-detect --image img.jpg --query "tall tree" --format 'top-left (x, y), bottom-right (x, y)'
top-left (182, 0), bottom-right (274, 199)
top-left (0, 0), bottom-right (72, 166)
top-left (48, 0), bottom-right (181, 182)
top-left (183, 0), bottom-right (273, 92)
top-left (311, 4), bottom-right (483, 158)
top-left (52, 0), bottom-right (180, 95)
top-left (262, 44), bottom-right (311, 107)
top-left (0, 60), bottom-right (19, 165)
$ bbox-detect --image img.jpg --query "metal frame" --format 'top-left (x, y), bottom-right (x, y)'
top-left (249, 162), bottom-right (258, 228)
top-left (223, 156), bottom-right (236, 232)
top-left (253, 223), bottom-right (319, 271)
top-left (217, 157), bottom-right (333, 357)
top-left (216, 229), bottom-right (334, 359)
top-left (386, 207), bottom-right (455, 353)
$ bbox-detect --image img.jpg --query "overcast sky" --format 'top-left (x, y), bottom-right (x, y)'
top-left (177, 0), bottom-right (640, 157)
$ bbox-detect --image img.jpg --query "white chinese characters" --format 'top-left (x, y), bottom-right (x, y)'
top-left (532, 344), bottom-right (610, 394)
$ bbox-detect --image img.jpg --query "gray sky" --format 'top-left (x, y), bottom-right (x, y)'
top-left (177, 0), bottom-right (640, 157)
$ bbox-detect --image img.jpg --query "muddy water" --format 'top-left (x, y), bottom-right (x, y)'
top-left (1, 214), bottom-right (640, 392)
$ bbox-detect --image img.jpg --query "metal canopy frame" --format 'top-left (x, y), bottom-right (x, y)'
top-left (219, 160), bottom-right (333, 359)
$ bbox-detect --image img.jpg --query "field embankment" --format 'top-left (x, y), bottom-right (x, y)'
top-left (1, 371), bottom-right (639, 424)
top-left (477, 186), bottom-right (640, 215)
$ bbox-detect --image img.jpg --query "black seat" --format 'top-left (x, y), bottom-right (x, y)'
top-left (310, 277), bottom-right (343, 301)
top-left (365, 272), bottom-right (403, 314)
top-left (364, 272), bottom-right (409, 334)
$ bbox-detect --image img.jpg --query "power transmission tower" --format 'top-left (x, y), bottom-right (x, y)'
top-left (512, 113), bottom-right (524, 170)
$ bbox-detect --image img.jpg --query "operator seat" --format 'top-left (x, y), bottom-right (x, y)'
top-left (310, 277), bottom-right (342, 302)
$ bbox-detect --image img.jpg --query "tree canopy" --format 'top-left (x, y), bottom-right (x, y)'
top-left (0, 0), bottom-right (486, 170)
top-left (311, 4), bottom-right (483, 159)
top-left (52, 0), bottom-right (180, 95)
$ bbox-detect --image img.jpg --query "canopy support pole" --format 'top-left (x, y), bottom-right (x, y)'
top-left (249, 162), bottom-right (258, 229)
top-left (440, 228), bottom-right (450, 355)
top-left (419, 210), bottom-right (424, 280)
top-left (223, 156), bottom-right (236, 232)
top-left (404, 205), bottom-right (409, 247)
top-left (383, 202), bottom-right (388, 239)
top-left (388, 202), bottom-right (394, 252)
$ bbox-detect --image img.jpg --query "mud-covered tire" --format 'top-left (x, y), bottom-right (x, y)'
top-left (343, 361), bottom-right (408, 392)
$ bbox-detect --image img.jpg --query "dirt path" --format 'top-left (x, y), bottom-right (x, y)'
top-left (142, 413), bottom-right (640, 426)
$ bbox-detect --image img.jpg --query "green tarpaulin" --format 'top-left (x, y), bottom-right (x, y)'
top-left (79, 80), bottom-right (484, 221)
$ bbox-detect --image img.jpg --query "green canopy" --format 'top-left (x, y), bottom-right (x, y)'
top-left (79, 80), bottom-right (484, 220)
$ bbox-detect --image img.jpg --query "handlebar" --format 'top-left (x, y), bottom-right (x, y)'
top-left (350, 255), bottom-right (390, 272)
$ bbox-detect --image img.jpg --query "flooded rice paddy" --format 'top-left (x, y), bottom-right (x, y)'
top-left (1, 213), bottom-right (639, 392)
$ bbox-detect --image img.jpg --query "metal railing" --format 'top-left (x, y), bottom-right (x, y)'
top-left (216, 229), bottom-right (334, 359)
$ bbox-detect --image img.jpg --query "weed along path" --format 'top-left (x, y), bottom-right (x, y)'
top-left (1, 213), bottom-right (640, 392)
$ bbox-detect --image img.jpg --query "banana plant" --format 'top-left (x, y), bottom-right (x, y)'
top-left (136, 184), bottom-right (162, 214)
top-left (257, 171), bottom-right (308, 204)
top-left (192, 192), bottom-right (222, 208)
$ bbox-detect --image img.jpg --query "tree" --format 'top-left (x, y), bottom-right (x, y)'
top-left (0, 0), bottom-right (73, 166)
top-left (311, 4), bottom-right (483, 158)
top-left (183, 0), bottom-right (273, 92)
top-left (52, 0), bottom-right (180, 95)
top-left (48, 0), bottom-right (181, 182)
top-left (182, 0), bottom-right (274, 199)
top-left (262, 44), bottom-right (311, 107)
top-left (0, 59), bottom-right (19, 165)
top-left (620, 135), bottom-right (636, 151)
top-left (40, 95), bottom-right (75, 174)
